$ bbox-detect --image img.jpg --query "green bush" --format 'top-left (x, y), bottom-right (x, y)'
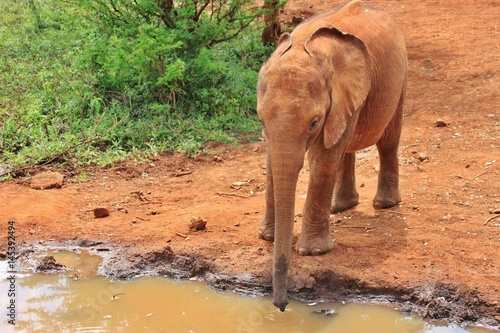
top-left (0, 0), bottom-right (273, 172)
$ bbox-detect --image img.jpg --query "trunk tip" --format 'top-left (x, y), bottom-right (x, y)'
top-left (273, 299), bottom-right (289, 312)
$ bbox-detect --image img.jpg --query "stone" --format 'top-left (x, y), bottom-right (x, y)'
top-left (189, 216), bottom-right (207, 231)
top-left (94, 208), bottom-right (110, 218)
top-left (30, 171), bottom-right (64, 190)
top-left (411, 151), bottom-right (429, 163)
top-left (435, 119), bottom-right (448, 127)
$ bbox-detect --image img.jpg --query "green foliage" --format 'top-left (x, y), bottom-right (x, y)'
top-left (0, 0), bottom-right (272, 171)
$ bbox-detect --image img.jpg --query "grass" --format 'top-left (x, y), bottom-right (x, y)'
top-left (0, 0), bottom-right (270, 174)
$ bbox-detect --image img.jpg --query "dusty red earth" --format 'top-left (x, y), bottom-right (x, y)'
top-left (1, 0), bottom-right (499, 328)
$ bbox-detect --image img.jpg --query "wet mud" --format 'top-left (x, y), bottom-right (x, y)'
top-left (17, 241), bottom-right (499, 329)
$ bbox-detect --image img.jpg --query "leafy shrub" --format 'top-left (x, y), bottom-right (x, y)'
top-left (0, 0), bottom-right (273, 171)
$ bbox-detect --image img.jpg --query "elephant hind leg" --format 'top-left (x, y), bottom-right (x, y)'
top-left (259, 217), bottom-right (275, 241)
top-left (331, 152), bottom-right (359, 213)
top-left (373, 144), bottom-right (401, 209)
top-left (373, 93), bottom-right (404, 209)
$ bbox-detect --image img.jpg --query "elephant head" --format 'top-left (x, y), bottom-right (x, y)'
top-left (257, 24), bottom-right (371, 311)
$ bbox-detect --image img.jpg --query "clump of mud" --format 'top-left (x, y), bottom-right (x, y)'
top-left (100, 246), bottom-right (210, 279)
top-left (36, 255), bottom-right (66, 273)
top-left (404, 283), bottom-right (497, 327)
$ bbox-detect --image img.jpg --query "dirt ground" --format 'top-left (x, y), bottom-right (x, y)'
top-left (1, 0), bottom-right (499, 329)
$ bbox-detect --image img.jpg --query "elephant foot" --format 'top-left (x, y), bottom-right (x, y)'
top-left (331, 191), bottom-right (359, 213)
top-left (373, 190), bottom-right (401, 209)
top-left (296, 233), bottom-right (334, 256)
top-left (259, 219), bottom-right (275, 241)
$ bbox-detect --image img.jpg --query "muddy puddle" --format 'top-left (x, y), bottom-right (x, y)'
top-left (0, 251), bottom-right (494, 333)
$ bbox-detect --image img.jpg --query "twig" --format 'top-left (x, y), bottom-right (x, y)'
top-left (471, 171), bottom-right (488, 181)
top-left (0, 115), bottom-right (125, 178)
top-left (111, 293), bottom-right (125, 300)
top-left (217, 192), bottom-right (250, 198)
top-left (176, 232), bottom-right (188, 238)
top-left (483, 214), bottom-right (500, 226)
top-left (43, 115), bottom-right (124, 166)
top-left (174, 171), bottom-right (193, 177)
top-left (131, 191), bottom-right (150, 202)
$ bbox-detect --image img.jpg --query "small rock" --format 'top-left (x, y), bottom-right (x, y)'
top-left (94, 208), bottom-right (110, 218)
top-left (435, 119), bottom-right (448, 127)
top-left (312, 309), bottom-right (337, 316)
top-left (489, 208), bottom-right (500, 214)
top-left (30, 171), bottom-right (64, 190)
top-left (411, 151), bottom-right (429, 163)
top-left (0, 165), bottom-right (11, 175)
top-left (189, 216), bottom-right (207, 231)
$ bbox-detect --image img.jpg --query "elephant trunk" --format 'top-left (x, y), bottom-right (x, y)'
top-left (272, 186), bottom-right (295, 311)
top-left (268, 146), bottom-right (304, 312)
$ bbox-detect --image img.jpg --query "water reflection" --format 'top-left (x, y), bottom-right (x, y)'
top-left (0, 251), bottom-right (494, 333)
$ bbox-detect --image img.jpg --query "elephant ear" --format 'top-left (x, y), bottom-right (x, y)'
top-left (267, 33), bottom-right (292, 63)
top-left (259, 33), bottom-right (292, 80)
top-left (276, 33), bottom-right (292, 55)
top-left (306, 27), bottom-right (371, 149)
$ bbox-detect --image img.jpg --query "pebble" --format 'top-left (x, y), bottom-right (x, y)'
top-left (412, 151), bottom-right (429, 163)
top-left (94, 208), bottom-right (110, 218)
top-left (435, 119), bottom-right (448, 127)
top-left (313, 309), bottom-right (337, 316)
top-left (189, 216), bottom-right (207, 230)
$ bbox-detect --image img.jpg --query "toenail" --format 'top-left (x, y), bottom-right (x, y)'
top-left (311, 248), bottom-right (323, 256)
top-left (298, 248), bottom-right (308, 255)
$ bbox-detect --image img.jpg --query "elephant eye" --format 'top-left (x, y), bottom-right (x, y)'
top-left (309, 117), bottom-right (319, 131)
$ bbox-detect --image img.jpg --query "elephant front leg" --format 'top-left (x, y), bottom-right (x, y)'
top-left (259, 152), bottom-right (275, 241)
top-left (296, 149), bottom-right (336, 256)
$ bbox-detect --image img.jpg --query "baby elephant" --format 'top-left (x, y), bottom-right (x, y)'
top-left (257, 0), bottom-right (407, 311)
